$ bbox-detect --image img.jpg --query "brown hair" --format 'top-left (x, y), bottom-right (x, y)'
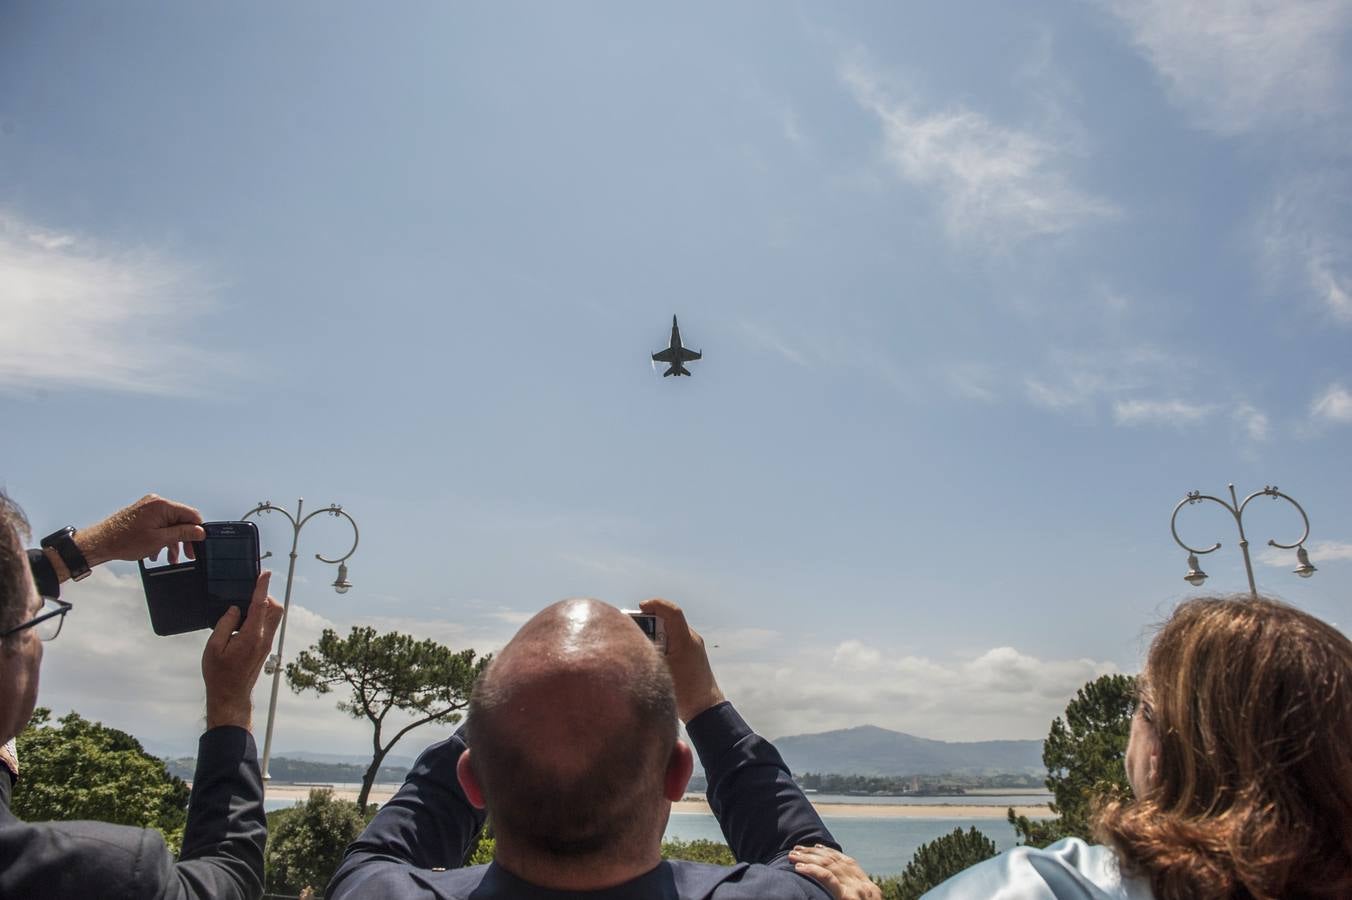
top-left (0, 490), bottom-right (33, 638)
top-left (1096, 596), bottom-right (1352, 899)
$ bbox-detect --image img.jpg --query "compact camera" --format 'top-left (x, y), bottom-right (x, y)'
top-left (623, 609), bottom-right (667, 654)
top-left (139, 521), bottom-right (261, 636)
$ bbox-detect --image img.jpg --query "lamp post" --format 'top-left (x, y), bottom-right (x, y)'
top-left (1170, 484), bottom-right (1316, 599)
top-left (242, 498), bottom-right (359, 780)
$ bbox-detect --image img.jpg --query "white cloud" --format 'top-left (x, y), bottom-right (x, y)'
top-left (37, 566), bottom-right (511, 758)
top-left (1232, 403), bottom-right (1270, 442)
top-left (726, 640), bottom-right (1120, 742)
top-left (841, 60), bottom-right (1115, 248)
top-left (0, 210), bottom-right (226, 395)
top-left (37, 569), bottom-right (1126, 750)
top-left (1311, 383), bottom-right (1352, 423)
top-left (1258, 540), bottom-right (1352, 568)
top-left (1099, 0), bottom-right (1352, 137)
top-left (1113, 398), bottom-right (1215, 427)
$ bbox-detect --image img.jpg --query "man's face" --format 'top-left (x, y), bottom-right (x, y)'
top-left (0, 572), bottom-right (44, 745)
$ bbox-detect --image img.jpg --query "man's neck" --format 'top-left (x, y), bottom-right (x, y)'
top-left (492, 837), bottom-right (663, 891)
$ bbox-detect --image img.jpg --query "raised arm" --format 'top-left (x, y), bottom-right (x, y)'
top-left (640, 599), bottom-right (839, 867)
top-left (165, 571), bottom-right (283, 898)
top-left (27, 494), bottom-right (206, 595)
top-left (326, 728), bottom-right (486, 898)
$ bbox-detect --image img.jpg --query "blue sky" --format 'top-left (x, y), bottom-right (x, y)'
top-left (3, 2), bottom-right (1350, 756)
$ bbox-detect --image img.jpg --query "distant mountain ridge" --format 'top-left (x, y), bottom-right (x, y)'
top-left (772, 724), bottom-right (1044, 776)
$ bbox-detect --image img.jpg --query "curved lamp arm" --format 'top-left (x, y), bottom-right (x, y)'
top-left (1236, 486), bottom-right (1312, 550)
top-left (302, 504), bottom-right (360, 564)
top-left (1169, 490), bottom-right (1234, 556)
top-left (241, 500), bottom-right (298, 561)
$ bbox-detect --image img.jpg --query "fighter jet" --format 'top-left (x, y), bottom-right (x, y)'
top-left (651, 315), bottom-right (702, 377)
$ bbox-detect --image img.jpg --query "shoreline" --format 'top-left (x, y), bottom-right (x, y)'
top-left (264, 784), bottom-right (1049, 820)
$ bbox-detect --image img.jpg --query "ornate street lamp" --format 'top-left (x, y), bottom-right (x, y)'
top-left (1170, 484), bottom-right (1314, 599)
top-left (242, 498), bottom-right (360, 780)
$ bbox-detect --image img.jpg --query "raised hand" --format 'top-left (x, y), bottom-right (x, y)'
top-left (79, 494), bottom-right (206, 567)
top-left (202, 571), bottom-right (284, 731)
top-left (639, 597), bottom-right (726, 723)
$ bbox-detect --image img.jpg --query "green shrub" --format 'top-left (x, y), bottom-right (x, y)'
top-left (265, 789), bottom-right (370, 895)
top-left (661, 837), bottom-right (736, 865)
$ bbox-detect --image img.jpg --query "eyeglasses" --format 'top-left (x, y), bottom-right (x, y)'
top-left (1, 597), bottom-right (72, 641)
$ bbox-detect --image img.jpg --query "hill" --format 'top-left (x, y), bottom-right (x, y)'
top-left (773, 725), bottom-right (1043, 776)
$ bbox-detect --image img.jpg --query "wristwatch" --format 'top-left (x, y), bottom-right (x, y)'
top-left (40, 526), bottom-right (92, 582)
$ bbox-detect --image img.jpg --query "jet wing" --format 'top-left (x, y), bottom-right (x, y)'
top-left (652, 348), bottom-right (677, 363)
top-left (678, 348), bottom-right (702, 362)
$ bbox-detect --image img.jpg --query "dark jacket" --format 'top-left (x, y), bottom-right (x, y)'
top-left (327, 702), bottom-right (836, 899)
top-left (0, 726), bottom-right (267, 900)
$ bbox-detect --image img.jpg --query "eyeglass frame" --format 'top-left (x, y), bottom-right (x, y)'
top-left (0, 597), bottom-right (73, 641)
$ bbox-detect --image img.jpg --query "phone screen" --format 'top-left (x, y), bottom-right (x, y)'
top-left (205, 537), bottom-right (257, 581)
top-left (204, 530), bottom-right (258, 605)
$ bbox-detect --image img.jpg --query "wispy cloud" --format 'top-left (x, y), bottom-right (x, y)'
top-left (0, 209), bottom-right (225, 395)
top-left (841, 59), bottom-right (1115, 248)
top-left (1311, 383), bottom-right (1352, 424)
top-left (1232, 403), bottom-right (1270, 442)
top-left (738, 320), bottom-right (811, 367)
top-left (944, 363), bottom-right (1000, 403)
top-left (1259, 177), bottom-right (1352, 325)
top-left (1113, 398), bottom-right (1215, 427)
top-left (1098, 0), bottom-right (1352, 137)
top-left (1021, 347), bottom-right (1268, 441)
top-left (1022, 345), bottom-right (1171, 413)
top-left (1258, 540), bottom-right (1352, 568)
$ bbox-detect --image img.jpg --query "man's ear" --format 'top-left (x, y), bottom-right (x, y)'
top-left (663, 739), bottom-right (694, 802)
top-left (457, 748), bottom-right (487, 810)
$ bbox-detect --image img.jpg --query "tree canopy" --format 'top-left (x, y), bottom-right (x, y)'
top-left (1009, 672), bottom-right (1136, 847)
top-left (287, 625), bottom-right (490, 808)
top-left (265, 789), bottom-right (371, 895)
top-left (14, 708), bottom-right (191, 851)
top-left (876, 826), bottom-right (998, 899)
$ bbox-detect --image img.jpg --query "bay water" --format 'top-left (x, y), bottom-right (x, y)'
top-left (266, 788), bottom-right (1044, 877)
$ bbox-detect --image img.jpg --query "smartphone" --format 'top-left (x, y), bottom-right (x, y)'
top-left (139, 520), bottom-right (260, 636)
top-left (195, 521), bottom-right (261, 625)
top-left (623, 610), bottom-right (667, 654)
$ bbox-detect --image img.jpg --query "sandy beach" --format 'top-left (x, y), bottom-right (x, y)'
top-left (265, 784), bottom-right (1049, 820)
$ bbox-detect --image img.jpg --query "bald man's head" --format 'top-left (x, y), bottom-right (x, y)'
top-left (467, 599), bottom-right (678, 860)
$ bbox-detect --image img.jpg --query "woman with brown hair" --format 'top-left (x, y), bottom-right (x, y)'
top-left (798, 595), bottom-right (1352, 899)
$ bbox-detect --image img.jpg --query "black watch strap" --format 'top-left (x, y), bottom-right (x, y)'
top-left (40, 526), bottom-right (92, 582)
top-left (27, 549), bottom-right (60, 599)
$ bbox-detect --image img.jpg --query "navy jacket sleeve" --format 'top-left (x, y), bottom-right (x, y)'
top-left (687, 702), bottom-right (839, 868)
top-left (169, 725), bottom-right (268, 899)
top-left (327, 727), bottom-right (484, 899)
top-left (0, 725), bottom-right (266, 900)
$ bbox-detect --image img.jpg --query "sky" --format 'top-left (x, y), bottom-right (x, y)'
top-left (2, 2), bottom-right (1351, 759)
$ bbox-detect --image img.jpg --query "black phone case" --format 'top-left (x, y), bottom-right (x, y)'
top-left (139, 558), bottom-right (211, 636)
